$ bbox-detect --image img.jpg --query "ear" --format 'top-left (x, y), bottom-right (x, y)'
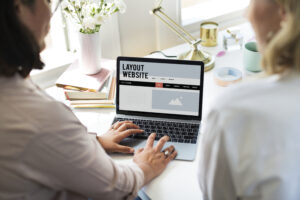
top-left (14, 0), bottom-right (22, 13)
top-left (14, 0), bottom-right (28, 17)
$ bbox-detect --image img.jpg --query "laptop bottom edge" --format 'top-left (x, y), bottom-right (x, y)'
top-left (118, 138), bottom-right (198, 161)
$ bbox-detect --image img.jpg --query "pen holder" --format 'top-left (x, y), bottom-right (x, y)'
top-left (200, 21), bottom-right (218, 47)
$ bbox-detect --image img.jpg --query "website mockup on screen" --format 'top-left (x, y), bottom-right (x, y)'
top-left (118, 59), bottom-right (203, 117)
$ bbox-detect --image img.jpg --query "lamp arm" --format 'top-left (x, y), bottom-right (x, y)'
top-left (151, 7), bottom-right (197, 45)
top-left (158, 9), bottom-right (197, 42)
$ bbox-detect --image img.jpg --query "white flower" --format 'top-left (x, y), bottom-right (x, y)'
top-left (62, 0), bottom-right (126, 33)
top-left (94, 13), bottom-right (107, 25)
top-left (115, 0), bottom-right (126, 13)
top-left (82, 17), bottom-right (96, 29)
top-left (60, 1), bottom-right (69, 10)
top-left (87, 2), bottom-right (99, 10)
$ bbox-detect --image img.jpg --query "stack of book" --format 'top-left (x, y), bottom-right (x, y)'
top-left (56, 59), bottom-right (116, 108)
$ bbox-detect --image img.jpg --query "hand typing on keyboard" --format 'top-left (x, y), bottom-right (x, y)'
top-left (97, 120), bottom-right (177, 185)
top-left (97, 120), bottom-right (144, 153)
top-left (133, 133), bottom-right (177, 184)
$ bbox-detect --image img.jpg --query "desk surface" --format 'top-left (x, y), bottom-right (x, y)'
top-left (46, 23), bottom-right (255, 200)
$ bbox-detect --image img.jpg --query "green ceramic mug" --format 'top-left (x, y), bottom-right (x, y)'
top-left (243, 42), bottom-right (262, 72)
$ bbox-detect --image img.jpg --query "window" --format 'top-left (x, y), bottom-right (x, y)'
top-left (31, 6), bottom-right (75, 88)
top-left (40, 6), bottom-right (73, 69)
top-left (181, 0), bottom-right (250, 28)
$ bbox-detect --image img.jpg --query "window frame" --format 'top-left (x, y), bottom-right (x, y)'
top-left (180, 0), bottom-right (249, 33)
top-left (182, 9), bottom-right (248, 34)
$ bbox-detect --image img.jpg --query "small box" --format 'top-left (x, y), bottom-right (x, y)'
top-left (223, 30), bottom-right (243, 51)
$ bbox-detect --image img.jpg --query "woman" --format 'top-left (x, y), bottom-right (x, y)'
top-left (198, 0), bottom-right (300, 199)
top-left (0, 0), bottom-right (177, 199)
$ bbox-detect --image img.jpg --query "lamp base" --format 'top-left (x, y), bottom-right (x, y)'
top-left (178, 49), bottom-right (215, 72)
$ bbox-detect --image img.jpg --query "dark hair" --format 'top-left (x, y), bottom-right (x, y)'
top-left (0, 0), bottom-right (44, 78)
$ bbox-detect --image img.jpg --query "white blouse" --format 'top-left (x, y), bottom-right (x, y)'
top-left (197, 71), bottom-right (300, 200)
top-left (0, 74), bottom-right (144, 200)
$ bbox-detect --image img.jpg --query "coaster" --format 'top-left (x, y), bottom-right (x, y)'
top-left (214, 67), bottom-right (242, 87)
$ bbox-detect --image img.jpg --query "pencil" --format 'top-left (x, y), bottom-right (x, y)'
top-left (73, 105), bottom-right (116, 108)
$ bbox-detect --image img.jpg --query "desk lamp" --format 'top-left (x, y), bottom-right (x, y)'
top-left (150, 0), bottom-right (215, 72)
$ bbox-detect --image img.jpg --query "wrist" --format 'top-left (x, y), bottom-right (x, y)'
top-left (135, 162), bottom-right (155, 184)
top-left (96, 136), bottom-right (106, 150)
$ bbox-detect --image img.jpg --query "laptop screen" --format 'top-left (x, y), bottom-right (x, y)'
top-left (116, 57), bottom-right (204, 120)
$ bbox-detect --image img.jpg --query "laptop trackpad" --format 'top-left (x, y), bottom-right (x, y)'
top-left (120, 138), bottom-right (147, 149)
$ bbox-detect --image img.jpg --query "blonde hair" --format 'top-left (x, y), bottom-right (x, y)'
top-left (262, 0), bottom-right (300, 74)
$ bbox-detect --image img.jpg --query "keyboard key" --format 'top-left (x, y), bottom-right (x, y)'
top-left (184, 139), bottom-right (190, 143)
top-left (172, 138), bottom-right (178, 142)
top-left (135, 135), bottom-right (148, 139)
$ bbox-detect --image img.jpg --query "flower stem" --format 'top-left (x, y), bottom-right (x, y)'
top-left (69, 0), bottom-right (84, 26)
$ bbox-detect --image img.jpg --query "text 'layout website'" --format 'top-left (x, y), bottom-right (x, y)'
top-left (119, 60), bottom-right (202, 116)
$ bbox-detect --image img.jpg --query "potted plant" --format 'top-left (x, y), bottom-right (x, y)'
top-left (62, 0), bottom-right (126, 74)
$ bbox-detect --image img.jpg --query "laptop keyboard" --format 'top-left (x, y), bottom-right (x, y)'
top-left (112, 117), bottom-right (199, 144)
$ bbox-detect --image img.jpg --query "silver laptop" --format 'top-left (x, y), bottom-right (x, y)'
top-left (113, 56), bottom-right (204, 161)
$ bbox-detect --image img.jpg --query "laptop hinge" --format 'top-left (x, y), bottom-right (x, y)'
top-left (115, 114), bottom-right (201, 124)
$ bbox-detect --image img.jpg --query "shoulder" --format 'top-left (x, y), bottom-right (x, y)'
top-left (27, 95), bottom-right (83, 133)
top-left (210, 75), bottom-right (280, 112)
top-left (201, 75), bottom-right (281, 146)
top-left (1, 82), bottom-right (83, 133)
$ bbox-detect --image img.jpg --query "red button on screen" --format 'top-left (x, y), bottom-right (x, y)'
top-left (155, 82), bottom-right (163, 88)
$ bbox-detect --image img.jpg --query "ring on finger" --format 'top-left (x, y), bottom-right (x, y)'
top-left (163, 150), bottom-right (170, 158)
top-left (163, 146), bottom-right (175, 157)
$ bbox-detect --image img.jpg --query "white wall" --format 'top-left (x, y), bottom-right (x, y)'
top-left (100, 15), bottom-right (122, 58)
top-left (155, 0), bottom-right (183, 50)
top-left (117, 0), bottom-right (157, 57)
top-left (116, 0), bottom-right (183, 57)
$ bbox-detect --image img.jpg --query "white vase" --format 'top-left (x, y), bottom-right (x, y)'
top-left (77, 31), bottom-right (102, 75)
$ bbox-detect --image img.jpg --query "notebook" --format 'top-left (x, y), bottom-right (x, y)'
top-left (112, 57), bottom-right (204, 161)
top-left (56, 59), bottom-right (115, 92)
top-left (64, 71), bottom-right (116, 101)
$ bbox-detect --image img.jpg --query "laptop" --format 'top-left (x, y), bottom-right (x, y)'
top-left (112, 56), bottom-right (204, 161)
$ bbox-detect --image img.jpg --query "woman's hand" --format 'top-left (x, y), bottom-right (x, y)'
top-left (97, 121), bottom-right (144, 153)
top-left (133, 133), bottom-right (177, 184)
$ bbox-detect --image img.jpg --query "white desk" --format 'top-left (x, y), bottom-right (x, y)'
top-left (46, 22), bottom-right (256, 200)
